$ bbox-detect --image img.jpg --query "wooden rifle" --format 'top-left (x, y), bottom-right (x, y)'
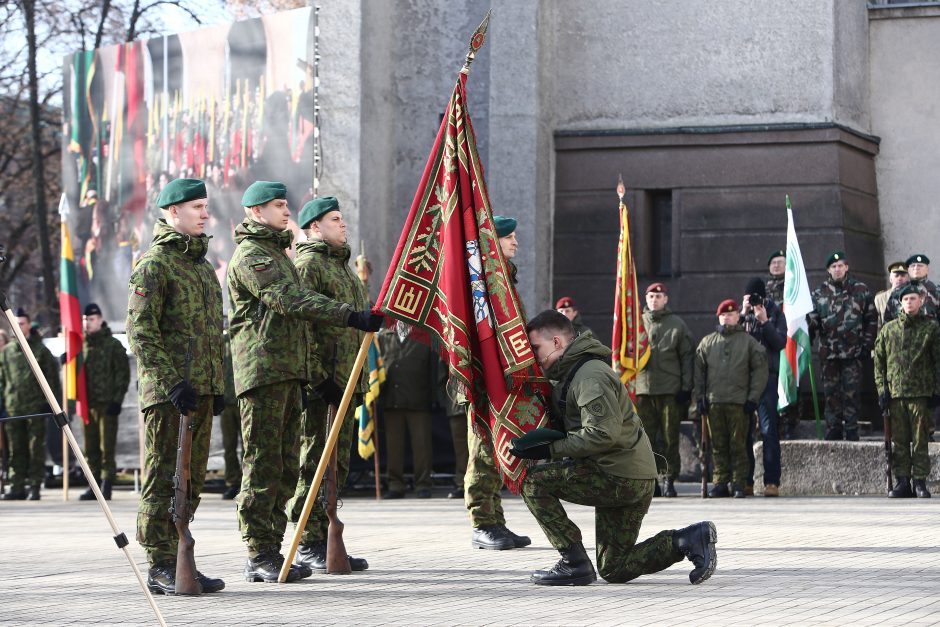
top-left (170, 338), bottom-right (201, 595)
top-left (323, 345), bottom-right (351, 574)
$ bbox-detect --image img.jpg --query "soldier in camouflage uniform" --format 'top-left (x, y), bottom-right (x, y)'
top-left (227, 182), bottom-right (381, 583)
top-left (512, 310), bottom-right (717, 586)
top-left (78, 303), bottom-right (130, 502)
top-left (635, 283), bottom-right (694, 498)
top-left (874, 284), bottom-right (939, 499)
top-left (220, 329), bottom-right (241, 500)
top-left (766, 250), bottom-right (786, 304)
top-left (884, 254), bottom-right (939, 323)
top-left (694, 299), bottom-right (768, 498)
top-left (126, 178), bottom-right (226, 594)
top-left (0, 309), bottom-right (60, 501)
top-left (288, 196), bottom-right (371, 572)
top-left (807, 252), bottom-right (878, 441)
top-left (875, 261), bottom-right (909, 329)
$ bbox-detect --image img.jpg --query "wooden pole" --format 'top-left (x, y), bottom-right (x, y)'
top-left (279, 332), bottom-right (373, 583)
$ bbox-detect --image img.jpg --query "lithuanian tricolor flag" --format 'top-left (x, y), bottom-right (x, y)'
top-left (59, 194), bottom-right (88, 424)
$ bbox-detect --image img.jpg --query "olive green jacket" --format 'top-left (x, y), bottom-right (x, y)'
top-left (377, 327), bottom-right (445, 411)
top-left (0, 333), bottom-right (61, 414)
top-left (635, 307), bottom-right (694, 396)
top-left (127, 220), bottom-right (224, 411)
top-left (693, 324), bottom-right (768, 406)
top-left (547, 333), bottom-right (657, 479)
top-left (83, 323), bottom-right (130, 407)
top-left (874, 312), bottom-right (940, 399)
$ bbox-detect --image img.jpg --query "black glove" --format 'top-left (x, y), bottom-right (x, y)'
top-left (105, 402), bottom-right (123, 417)
top-left (315, 379), bottom-right (343, 407)
top-left (168, 380), bottom-right (198, 414)
top-left (696, 398), bottom-right (709, 416)
top-left (213, 395), bottom-right (226, 416)
top-left (743, 401), bottom-right (758, 415)
top-left (929, 395), bottom-right (940, 410)
top-left (509, 443), bottom-right (552, 460)
top-left (879, 393), bottom-right (891, 411)
top-left (346, 309), bottom-right (384, 332)
top-left (675, 390), bottom-right (691, 405)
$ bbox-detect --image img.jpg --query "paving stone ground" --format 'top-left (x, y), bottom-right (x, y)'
top-left (1, 483), bottom-right (938, 626)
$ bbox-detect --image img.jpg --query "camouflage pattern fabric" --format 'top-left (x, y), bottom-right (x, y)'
top-left (136, 396), bottom-right (213, 566)
top-left (289, 396), bottom-right (357, 545)
top-left (807, 276), bottom-right (877, 361)
top-left (3, 418), bottom-right (44, 491)
top-left (693, 325), bottom-right (767, 406)
top-left (635, 308), bottom-right (694, 397)
top-left (464, 407), bottom-right (505, 527)
top-left (636, 394), bottom-right (682, 480)
top-left (821, 359), bottom-right (863, 437)
top-left (888, 398), bottom-right (931, 479)
top-left (884, 278), bottom-right (940, 323)
top-left (83, 405), bottom-right (120, 481)
top-left (126, 219), bottom-right (224, 411)
top-left (521, 459), bottom-right (683, 583)
top-left (83, 323), bottom-right (130, 407)
top-left (235, 381), bottom-right (302, 557)
top-left (874, 312), bottom-right (940, 400)
top-left (766, 275), bottom-right (784, 304)
top-left (0, 334), bottom-right (61, 416)
top-left (706, 403), bottom-right (749, 486)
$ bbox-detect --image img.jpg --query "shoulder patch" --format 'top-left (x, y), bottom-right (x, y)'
top-left (586, 399), bottom-right (605, 416)
top-left (250, 258), bottom-right (274, 272)
top-left (133, 286), bottom-right (148, 297)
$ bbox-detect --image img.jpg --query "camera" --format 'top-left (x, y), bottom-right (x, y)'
top-left (747, 293), bottom-right (764, 308)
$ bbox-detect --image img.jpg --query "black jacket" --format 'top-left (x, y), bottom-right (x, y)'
top-left (743, 298), bottom-right (787, 376)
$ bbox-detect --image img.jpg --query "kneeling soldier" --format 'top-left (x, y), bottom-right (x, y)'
top-left (874, 284), bottom-right (939, 499)
top-left (512, 310), bottom-right (717, 586)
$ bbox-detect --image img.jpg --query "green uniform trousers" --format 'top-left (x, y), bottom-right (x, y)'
top-left (220, 403), bottom-right (242, 489)
top-left (83, 404), bottom-right (119, 482)
top-left (890, 398), bottom-right (931, 480)
top-left (289, 396), bottom-right (356, 546)
top-left (136, 396), bottom-right (213, 566)
top-left (385, 409), bottom-right (433, 492)
top-left (449, 413), bottom-right (468, 489)
top-left (636, 394), bottom-right (682, 480)
top-left (707, 403), bottom-right (749, 486)
top-left (464, 406), bottom-right (505, 527)
top-left (236, 382), bottom-right (302, 557)
top-left (3, 407), bottom-right (45, 492)
top-left (521, 459), bottom-right (683, 583)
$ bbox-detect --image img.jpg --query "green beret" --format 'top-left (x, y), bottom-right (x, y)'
top-left (510, 427), bottom-right (565, 452)
top-left (299, 196), bottom-right (340, 229)
top-left (493, 215), bottom-right (517, 238)
top-left (242, 181), bottom-right (287, 207)
top-left (826, 251), bottom-right (846, 268)
top-left (156, 178), bottom-right (207, 208)
top-left (898, 284), bottom-right (920, 299)
top-left (767, 250), bottom-right (786, 266)
top-left (906, 254), bottom-right (930, 266)
top-left (887, 261), bottom-right (908, 274)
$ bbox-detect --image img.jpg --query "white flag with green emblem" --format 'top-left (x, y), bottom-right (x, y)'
top-left (778, 199), bottom-right (814, 410)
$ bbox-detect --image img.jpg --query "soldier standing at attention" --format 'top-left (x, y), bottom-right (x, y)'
top-left (875, 261), bottom-right (909, 329)
top-left (78, 303), bottom-right (130, 502)
top-left (884, 254), bottom-right (940, 323)
top-left (634, 283), bottom-right (694, 498)
top-left (807, 252), bottom-right (877, 441)
top-left (227, 182), bottom-right (381, 583)
top-left (513, 310), bottom-right (717, 586)
top-left (766, 250), bottom-right (786, 304)
top-left (694, 300), bottom-right (767, 498)
top-left (555, 296), bottom-right (592, 337)
top-left (289, 196), bottom-right (371, 572)
top-left (126, 178), bottom-right (226, 594)
top-left (874, 284), bottom-right (939, 499)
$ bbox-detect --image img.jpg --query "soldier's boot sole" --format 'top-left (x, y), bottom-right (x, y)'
top-left (472, 540), bottom-right (514, 550)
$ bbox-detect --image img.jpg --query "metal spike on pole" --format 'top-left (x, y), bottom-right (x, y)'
top-left (462, 10), bottom-right (492, 74)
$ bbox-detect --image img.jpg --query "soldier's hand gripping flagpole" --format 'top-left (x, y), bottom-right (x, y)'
top-left (0, 284), bottom-right (167, 626)
top-left (279, 332), bottom-right (374, 583)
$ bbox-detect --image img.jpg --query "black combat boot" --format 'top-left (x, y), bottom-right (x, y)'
top-left (27, 486), bottom-right (40, 501)
top-left (530, 542), bottom-right (597, 586)
top-left (664, 478), bottom-right (677, 498)
top-left (80, 475), bottom-right (101, 501)
top-left (888, 476), bottom-right (913, 498)
top-left (101, 479), bottom-right (112, 500)
top-left (147, 563), bottom-right (178, 595)
top-left (499, 525), bottom-right (531, 548)
top-left (195, 571), bottom-right (225, 593)
top-left (673, 521), bottom-right (718, 584)
top-left (294, 542), bottom-right (369, 572)
top-left (471, 525), bottom-right (514, 550)
top-left (222, 485), bottom-right (238, 500)
top-left (654, 481), bottom-right (663, 497)
top-left (245, 553), bottom-right (312, 583)
top-left (732, 484), bottom-right (746, 498)
top-left (708, 483), bottom-right (730, 498)
top-left (913, 479), bottom-right (931, 498)
top-left (1, 489), bottom-right (26, 500)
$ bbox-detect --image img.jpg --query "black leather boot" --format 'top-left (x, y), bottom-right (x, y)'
top-left (673, 521), bottom-right (718, 584)
top-left (245, 553), bottom-right (312, 583)
top-left (499, 525), bottom-right (531, 548)
top-left (27, 486), bottom-right (40, 501)
top-left (664, 478), bottom-right (677, 498)
top-left (913, 479), bottom-right (931, 498)
top-left (708, 483), bottom-right (730, 498)
top-left (888, 476), bottom-right (913, 498)
top-left (2, 489), bottom-right (27, 500)
top-left (732, 484), bottom-right (746, 498)
top-left (147, 563), bottom-right (178, 595)
top-left (80, 476), bottom-right (101, 501)
top-left (530, 542), bottom-right (597, 586)
top-left (101, 479), bottom-right (112, 500)
top-left (471, 525), bottom-right (514, 550)
top-left (295, 542), bottom-right (369, 572)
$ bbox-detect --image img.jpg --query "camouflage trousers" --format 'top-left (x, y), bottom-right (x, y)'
top-left (636, 395), bottom-right (682, 480)
top-left (889, 398), bottom-right (931, 480)
top-left (521, 459), bottom-right (683, 583)
top-left (83, 404), bottom-right (119, 482)
top-left (236, 382), bottom-right (302, 557)
top-left (220, 403), bottom-right (243, 489)
top-left (385, 409), bottom-right (433, 492)
top-left (136, 397), bottom-right (213, 566)
top-left (288, 395), bottom-right (357, 546)
top-left (822, 358), bottom-right (862, 438)
top-left (464, 406), bottom-right (505, 528)
top-left (707, 403), bottom-right (749, 486)
top-left (449, 413), bottom-right (468, 489)
top-left (3, 405), bottom-right (46, 492)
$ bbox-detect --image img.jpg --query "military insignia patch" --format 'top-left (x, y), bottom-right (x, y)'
top-left (587, 399), bottom-right (605, 416)
top-left (251, 259), bottom-right (272, 272)
top-left (133, 286), bottom-right (148, 297)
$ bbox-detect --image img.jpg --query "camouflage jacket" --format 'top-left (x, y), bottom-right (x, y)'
top-left (766, 275), bottom-right (785, 304)
top-left (223, 331), bottom-right (236, 405)
top-left (227, 219), bottom-right (352, 396)
top-left (127, 219), bottom-right (225, 411)
top-left (874, 312), bottom-right (940, 399)
top-left (635, 307), bottom-right (694, 396)
top-left (83, 323), bottom-right (130, 407)
top-left (294, 240), bottom-right (369, 393)
top-left (0, 332), bottom-right (61, 414)
top-left (807, 276), bottom-right (877, 360)
top-left (693, 324), bottom-right (767, 405)
top-left (546, 333), bottom-right (657, 480)
top-left (883, 278), bottom-right (940, 323)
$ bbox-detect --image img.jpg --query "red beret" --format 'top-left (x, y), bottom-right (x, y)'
top-left (716, 299), bottom-right (738, 315)
top-left (555, 296), bottom-right (576, 309)
top-left (646, 283), bottom-right (667, 295)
